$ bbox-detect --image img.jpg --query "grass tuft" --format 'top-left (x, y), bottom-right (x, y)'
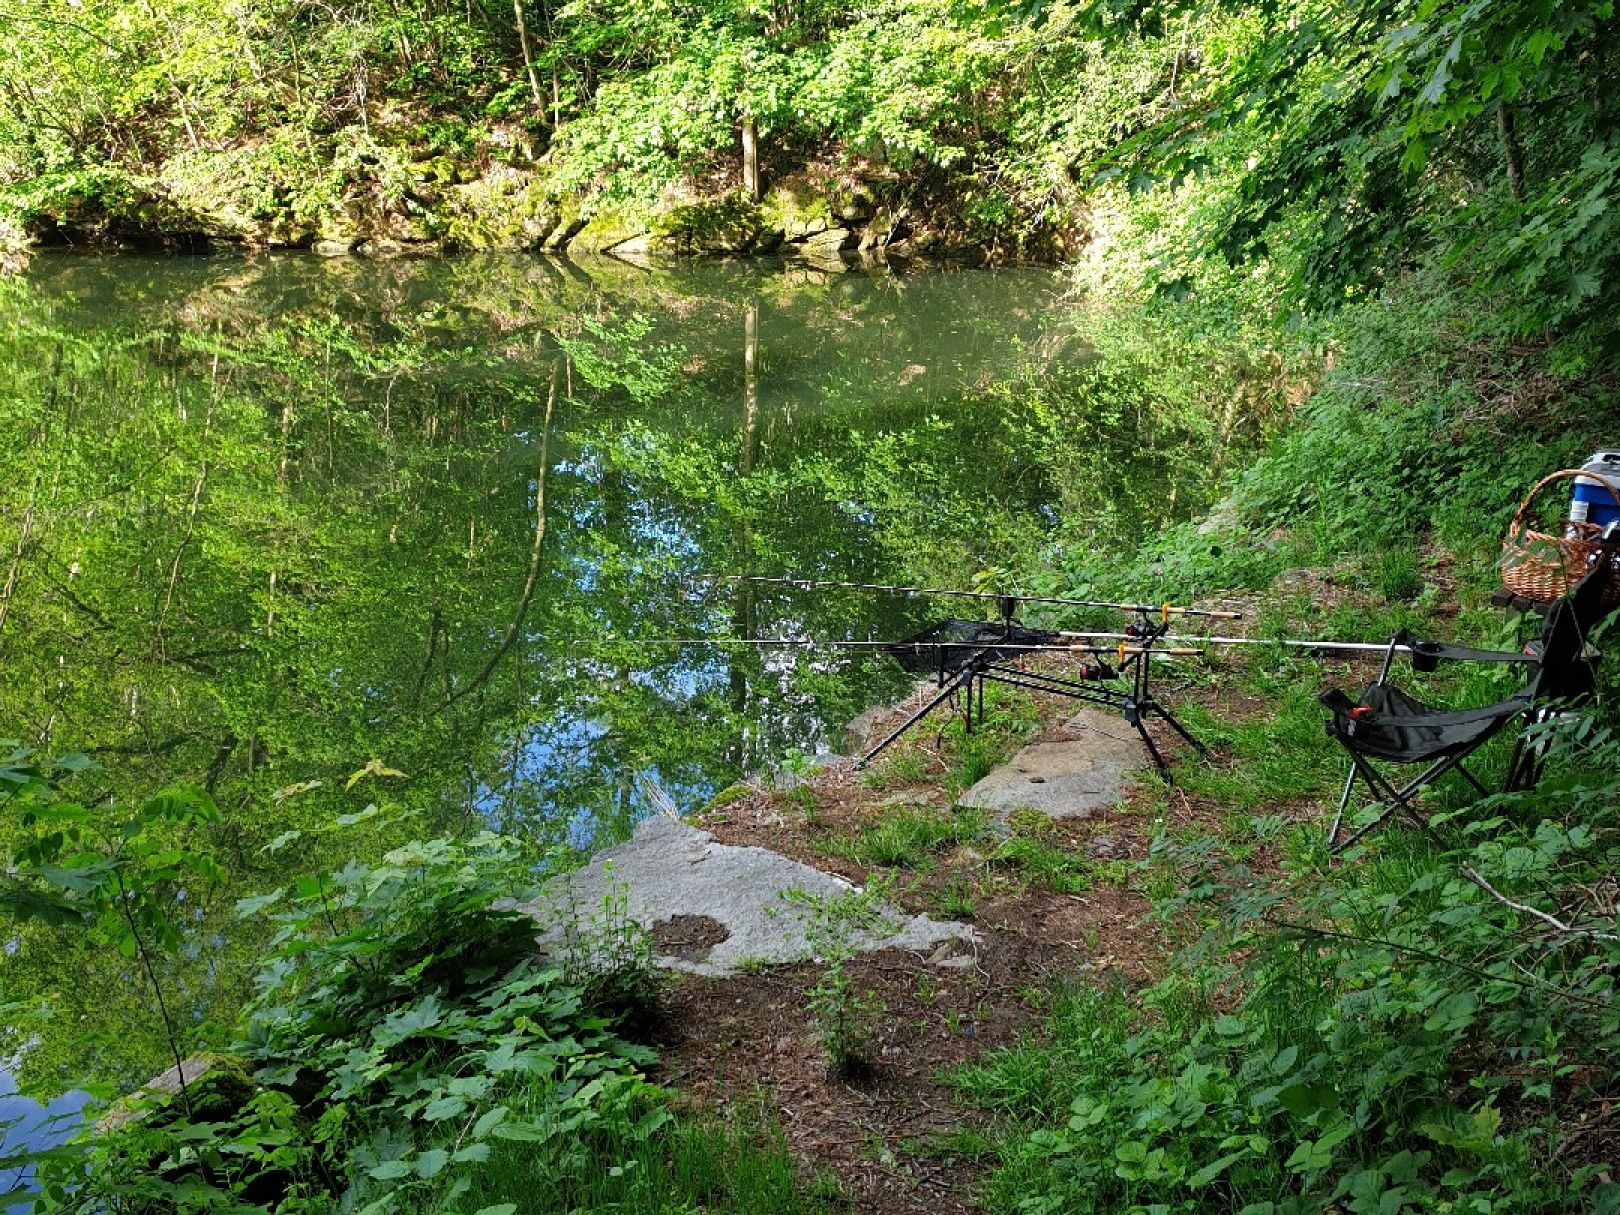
top-left (454, 1095), bottom-right (840, 1215)
top-left (829, 804), bottom-right (992, 869)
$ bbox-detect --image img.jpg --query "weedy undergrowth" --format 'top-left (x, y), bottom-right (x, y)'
top-left (829, 804), bottom-right (990, 869)
top-left (955, 706), bottom-right (1620, 1214)
top-left (784, 880), bottom-right (896, 1079)
top-left (558, 863), bottom-right (665, 1037)
top-left (25, 831), bottom-right (669, 1214)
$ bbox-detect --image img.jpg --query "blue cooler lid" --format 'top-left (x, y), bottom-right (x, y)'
top-left (1576, 451), bottom-right (1620, 498)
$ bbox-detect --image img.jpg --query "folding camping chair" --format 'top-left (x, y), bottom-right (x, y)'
top-left (1321, 552), bottom-right (1616, 852)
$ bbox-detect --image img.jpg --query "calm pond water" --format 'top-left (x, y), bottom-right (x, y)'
top-left (0, 252), bottom-right (1243, 1089)
top-left (0, 253), bottom-right (1092, 828)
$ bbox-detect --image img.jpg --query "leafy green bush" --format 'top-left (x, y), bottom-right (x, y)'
top-left (556, 868), bottom-right (666, 1037)
top-left (1231, 276), bottom-right (1613, 562)
top-left (32, 834), bottom-right (669, 1213)
top-left (2, 756), bottom-right (828, 1215)
top-left (956, 707), bottom-right (1620, 1214)
top-left (1040, 270), bottom-right (1620, 611)
top-left (786, 881), bottom-right (895, 1078)
top-left (453, 1097), bottom-right (845, 1214)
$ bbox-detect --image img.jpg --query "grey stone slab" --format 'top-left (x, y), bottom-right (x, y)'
top-left (521, 815), bottom-right (976, 977)
top-left (957, 711), bottom-right (1142, 819)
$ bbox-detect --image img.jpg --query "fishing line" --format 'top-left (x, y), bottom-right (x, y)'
top-left (695, 573), bottom-right (1244, 620)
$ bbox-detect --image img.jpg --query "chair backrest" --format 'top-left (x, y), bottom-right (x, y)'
top-left (1532, 556), bottom-right (1616, 703)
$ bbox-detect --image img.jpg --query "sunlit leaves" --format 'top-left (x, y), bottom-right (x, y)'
top-left (1098, 0), bottom-right (1619, 328)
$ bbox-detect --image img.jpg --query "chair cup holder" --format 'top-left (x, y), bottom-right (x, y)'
top-left (1410, 639), bottom-right (1442, 673)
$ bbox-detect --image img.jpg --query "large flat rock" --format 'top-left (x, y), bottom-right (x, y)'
top-left (521, 815), bottom-right (976, 977)
top-left (957, 710), bottom-right (1142, 819)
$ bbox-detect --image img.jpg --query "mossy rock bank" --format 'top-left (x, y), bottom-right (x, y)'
top-left (1, 157), bottom-right (1004, 263)
top-left (4, 169), bottom-right (219, 252)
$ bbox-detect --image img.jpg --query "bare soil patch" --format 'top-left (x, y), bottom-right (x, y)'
top-left (654, 909), bottom-right (1153, 1215)
top-left (650, 914), bottom-right (731, 959)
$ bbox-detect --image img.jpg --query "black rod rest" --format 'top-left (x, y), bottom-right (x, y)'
top-left (854, 610), bottom-right (1206, 781)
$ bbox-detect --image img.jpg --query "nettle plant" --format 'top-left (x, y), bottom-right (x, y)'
top-left (232, 834), bottom-right (666, 1212)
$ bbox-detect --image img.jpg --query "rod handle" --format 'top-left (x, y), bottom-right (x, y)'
top-left (1066, 644), bottom-right (1202, 658)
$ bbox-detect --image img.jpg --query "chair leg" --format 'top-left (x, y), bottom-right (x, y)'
top-left (1457, 764), bottom-right (1489, 796)
top-left (1514, 748), bottom-right (1544, 793)
top-left (1332, 754), bottom-right (1405, 852)
top-left (1331, 751), bottom-right (1472, 853)
top-left (1328, 635), bottom-right (1406, 849)
top-left (1504, 721), bottom-right (1553, 793)
top-left (1327, 765), bottom-right (1357, 848)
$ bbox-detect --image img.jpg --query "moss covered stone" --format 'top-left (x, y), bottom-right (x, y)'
top-left (569, 208), bottom-right (650, 254)
top-left (441, 167), bottom-right (559, 251)
top-left (764, 184), bottom-right (835, 243)
top-left (655, 195), bottom-right (767, 254)
top-left (705, 783), bottom-right (756, 812)
top-left (99, 1053), bottom-right (258, 1133)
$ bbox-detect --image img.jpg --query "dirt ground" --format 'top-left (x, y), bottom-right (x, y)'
top-left (645, 657), bottom-right (1274, 1215)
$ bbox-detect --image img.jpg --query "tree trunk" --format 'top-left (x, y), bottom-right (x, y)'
top-left (742, 299), bottom-right (760, 435)
top-left (728, 299), bottom-right (761, 762)
top-left (741, 116), bottom-right (760, 202)
top-left (1497, 102), bottom-right (1524, 202)
top-left (514, 0), bottom-right (545, 109)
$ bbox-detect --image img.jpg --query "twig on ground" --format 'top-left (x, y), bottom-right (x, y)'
top-left (1460, 865), bottom-right (1620, 943)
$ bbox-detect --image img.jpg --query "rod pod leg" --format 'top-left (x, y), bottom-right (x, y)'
top-left (1146, 700), bottom-right (1207, 756)
top-left (854, 670), bottom-right (971, 770)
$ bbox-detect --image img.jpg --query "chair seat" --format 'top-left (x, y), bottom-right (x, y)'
top-left (1321, 550), bottom-right (1615, 851)
top-left (1321, 684), bottom-right (1533, 764)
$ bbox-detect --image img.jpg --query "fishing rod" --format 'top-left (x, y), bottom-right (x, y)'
top-left (591, 636), bottom-right (1204, 658)
top-left (1054, 631), bottom-right (1536, 661)
top-left (696, 574), bottom-right (1244, 621)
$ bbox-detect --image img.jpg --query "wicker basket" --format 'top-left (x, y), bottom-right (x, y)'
top-left (1500, 468), bottom-right (1620, 606)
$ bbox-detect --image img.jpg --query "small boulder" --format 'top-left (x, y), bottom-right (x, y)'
top-left (784, 215), bottom-right (830, 240)
top-left (958, 713), bottom-right (1143, 820)
top-left (801, 226), bottom-right (854, 251)
top-left (522, 815), bottom-right (976, 977)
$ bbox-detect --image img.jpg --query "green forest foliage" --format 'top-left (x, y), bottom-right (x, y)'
top-left (3, 0), bottom-right (1620, 1210)
top-left (2, 0), bottom-right (1617, 333)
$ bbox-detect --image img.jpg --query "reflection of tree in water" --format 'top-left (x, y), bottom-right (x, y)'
top-left (0, 254), bottom-right (1254, 1090)
top-left (731, 297), bottom-right (760, 767)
